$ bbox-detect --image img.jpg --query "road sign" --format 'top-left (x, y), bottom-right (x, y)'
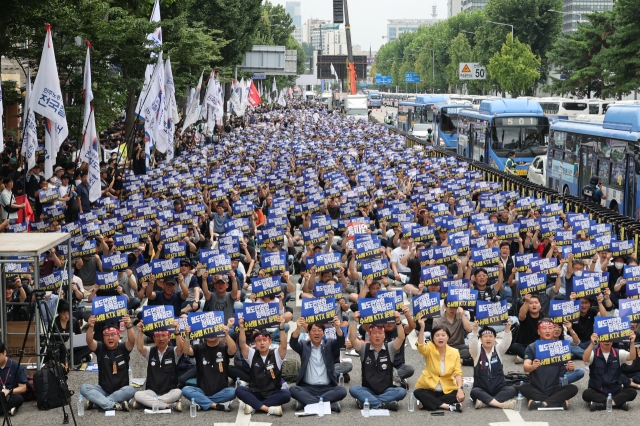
top-left (375, 75), bottom-right (393, 85)
top-left (459, 63), bottom-right (486, 80)
top-left (252, 73), bottom-right (266, 79)
top-left (405, 72), bottom-right (420, 83)
top-left (366, 77), bottom-right (373, 84)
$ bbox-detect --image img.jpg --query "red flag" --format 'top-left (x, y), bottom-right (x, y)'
top-left (248, 81), bottom-right (262, 107)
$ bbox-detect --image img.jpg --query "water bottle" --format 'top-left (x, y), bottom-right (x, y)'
top-left (318, 397), bottom-right (324, 417)
top-left (606, 393), bottom-right (612, 412)
top-left (408, 392), bottom-right (415, 412)
top-left (515, 392), bottom-right (523, 412)
top-left (152, 393), bottom-right (159, 413)
top-left (338, 373), bottom-right (344, 387)
top-left (363, 398), bottom-right (370, 417)
top-left (190, 398), bottom-right (197, 418)
top-left (236, 377), bottom-right (242, 388)
top-left (78, 395), bottom-right (84, 416)
top-left (128, 366), bottom-right (133, 384)
top-left (560, 373), bottom-right (567, 386)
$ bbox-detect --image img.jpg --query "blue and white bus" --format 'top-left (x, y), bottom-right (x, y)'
top-left (456, 99), bottom-right (549, 175)
top-left (433, 101), bottom-right (473, 150)
top-left (548, 105), bottom-right (640, 218)
top-left (397, 94), bottom-right (449, 132)
top-left (368, 91), bottom-right (382, 108)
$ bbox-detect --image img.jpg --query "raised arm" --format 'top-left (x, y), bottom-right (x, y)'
top-left (136, 321), bottom-right (147, 357)
top-left (349, 311), bottom-right (362, 352)
top-left (86, 315), bottom-right (98, 352)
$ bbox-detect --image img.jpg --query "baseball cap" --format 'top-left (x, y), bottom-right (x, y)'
top-left (212, 275), bottom-right (229, 284)
top-left (164, 276), bottom-right (178, 285)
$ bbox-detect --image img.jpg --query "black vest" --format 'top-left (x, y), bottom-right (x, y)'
top-left (361, 343), bottom-right (394, 395)
top-left (146, 346), bottom-right (178, 396)
top-left (473, 346), bottom-right (506, 395)
top-left (589, 346), bottom-right (622, 394)
top-left (195, 343), bottom-right (230, 397)
top-left (249, 350), bottom-right (282, 397)
top-left (97, 342), bottom-right (129, 395)
top-left (384, 328), bottom-right (405, 368)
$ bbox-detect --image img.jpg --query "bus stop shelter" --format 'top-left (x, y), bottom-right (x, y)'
top-left (0, 232), bottom-right (73, 368)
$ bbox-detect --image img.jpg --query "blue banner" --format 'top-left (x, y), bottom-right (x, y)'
top-left (152, 258), bottom-right (180, 279)
top-left (358, 296), bottom-right (395, 324)
top-left (529, 257), bottom-right (557, 274)
top-left (301, 297), bottom-right (336, 324)
top-left (471, 247), bottom-right (500, 268)
top-left (207, 253), bottom-right (232, 275)
top-left (142, 305), bottom-right (175, 334)
top-left (96, 271), bottom-right (119, 291)
top-left (136, 263), bottom-right (152, 283)
top-left (313, 283), bottom-right (343, 300)
top-left (251, 276), bottom-right (282, 299)
top-left (618, 299), bottom-right (640, 323)
top-left (446, 288), bottom-right (478, 308)
top-left (412, 292), bottom-right (441, 320)
top-left (594, 316), bottom-right (632, 342)
top-left (39, 270), bottom-right (65, 291)
top-left (420, 265), bottom-right (448, 286)
top-left (518, 273), bottom-right (547, 296)
top-left (114, 233), bottom-right (140, 251)
top-left (514, 253), bottom-right (540, 272)
top-left (573, 275), bottom-right (601, 299)
top-left (188, 311), bottom-right (226, 338)
top-left (92, 296), bottom-right (128, 322)
top-left (354, 237), bottom-right (382, 260)
top-left (361, 258), bottom-right (389, 281)
top-left (301, 227), bottom-right (327, 245)
top-left (440, 279), bottom-right (470, 297)
top-left (535, 339), bottom-right (572, 365)
top-left (242, 302), bottom-right (280, 330)
top-left (549, 300), bottom-right (581, 324)
top-left (475, 300), bottom-right (509, 326)
top-left (378, 289), bottom-right (404, 311)
top-left (572, 240), bottom-right (597, 259)
top-left (261, 251), bottom-right (286, 274)
top-left (610, 240), bottom-right (635, 257)
top-left (102, 253), bottom-right (129, 271)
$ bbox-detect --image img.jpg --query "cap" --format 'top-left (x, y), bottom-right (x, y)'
top-left (180, 258), bottom-right (192, 266)
top-left (164, 276), bottom-right (178, 285)
top-left (45, 291), bottom-right (53, 297)
top-left (54, 166), bottom-right (63, 173)
top-left (590, 176), bottom-right (600, 185)
top-left (212, 274), bottom-right (229, 283)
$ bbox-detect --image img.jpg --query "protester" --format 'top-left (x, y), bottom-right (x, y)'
top-left (0, 341), bottom-right (28, 416)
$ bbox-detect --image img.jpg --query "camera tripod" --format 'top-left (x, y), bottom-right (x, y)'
top-left (2, 291), bottom-right (77, 426)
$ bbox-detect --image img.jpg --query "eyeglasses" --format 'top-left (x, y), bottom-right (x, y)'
top-left (104, 333), bottom-right (119, 338)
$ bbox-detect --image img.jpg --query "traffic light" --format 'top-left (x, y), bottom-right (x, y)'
top-left (333, 0), bottom-right (344, 23)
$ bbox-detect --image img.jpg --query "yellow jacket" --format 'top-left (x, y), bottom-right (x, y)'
top-left (415, 342), bottom-right (463, 394)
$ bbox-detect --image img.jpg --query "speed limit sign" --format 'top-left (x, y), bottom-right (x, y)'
top-left (459, 63), bottom-right (486, 80)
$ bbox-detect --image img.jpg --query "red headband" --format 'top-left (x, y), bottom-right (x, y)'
top-left (154, 330), bottom-right (170, 336)
top-left (537, 322), bottom-right (554, 329)
top-left (103, 327), bottom-right (119, 334)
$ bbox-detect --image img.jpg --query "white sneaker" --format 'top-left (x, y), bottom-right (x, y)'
top-left (514, 356), bottom-right (523, 364)
top-left (244, 403), bottom-right (255, 415)
top-left (267, 406), bottom-right (283, 416)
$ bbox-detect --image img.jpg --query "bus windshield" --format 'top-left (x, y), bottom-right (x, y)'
top-left (439, 113), bottom-right (458, 134)
top-left (369, 94), bottom-right (381, 100)
top-left (492, 123), bottom-right (548, 157)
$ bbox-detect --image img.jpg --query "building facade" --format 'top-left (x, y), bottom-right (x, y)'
top-left (386, 19), bottom-right (441, 42)
top-left (560, 0), bottom-right (613, 32)
top-left (447, 0), bottom-right (462, 17)
top-left (461, 0), bottom-right (488, 12)
top-left (286, 2), bottom-right (303, 43)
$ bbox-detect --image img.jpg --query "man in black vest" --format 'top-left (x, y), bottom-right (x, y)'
top-left (469, 321), bottom-right (517, 409)
top-left (80, 315), bottom-right (135, 411)
top-left (236, 316), bottom-right (290, 416)
top-left (131, 320), bottom-right (184, 411)
top-left (582, 331), bottom-right (637, 410)
top-left (180, 319), bottom-right (237, 411)
top-left (289, 315), bottom-right (347, 412)
top-left (348, 311), bottom-right (407, 411)
top-left (521, 317), bottom-right (579, 410)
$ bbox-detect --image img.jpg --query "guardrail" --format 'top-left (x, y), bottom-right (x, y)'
top-left (371, 116), bottom-right (640, 258)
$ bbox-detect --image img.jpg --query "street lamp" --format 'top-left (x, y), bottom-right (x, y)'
top-left (486, 20), bottom-right (513, 42)
top-left (461, 30), bottom-right (476, 36)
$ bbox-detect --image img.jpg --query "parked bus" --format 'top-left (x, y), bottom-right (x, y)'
top-left (433, 101), bottom-right (473, 150)
top-left (368, 91), bottom-right (382, 108)
top-left (457, 99), bottom-right (549, 175)
top-left (538, 97), bottom-right (591, 120)
top-left (397, 101), bottom-right (426, 132)
top-left (548, 105), bottom-right (640, 217)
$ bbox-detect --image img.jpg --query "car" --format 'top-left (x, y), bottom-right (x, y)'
top-left (408, 123), bottom-right (433, 140)
top-left (527, 155), bottom-right (546, 186)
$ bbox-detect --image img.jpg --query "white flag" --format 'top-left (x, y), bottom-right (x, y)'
top-left (85, 108), bottom-right (101, 202)
top-left (163, 57), bottom-right (178, 160)
top-left (142, 52), bottom-right (165, 162)
top-left (22, 71), bottom-right (37, 171)
top-left (44, 119), bottom-right (59, 179)
top-left (181, 71), bottom-right (203, 135)
top-left (277, 89), bottom-right (286, 107)
top-left (135, 0), bottom-right (162, 119)
top-left (214, 77), bottom-right (224, 120)
top-left (272, 76), bottom-right (277, 94)
top-left (79, 44), bottom-right (94, 162)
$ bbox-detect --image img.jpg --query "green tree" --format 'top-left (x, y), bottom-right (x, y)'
top-left (488, 35), bottom-right (541, 97)
top-left (545, 11), bottom-right (614, 99)
top-left (445, 33), bottom-right (474, 91)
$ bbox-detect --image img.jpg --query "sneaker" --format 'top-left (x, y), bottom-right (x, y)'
top-left (244, 403), bottom-right (255, 415)
top-left (400, 378), bottom-right (409, 391)
top-left (356, 399), bottom-right (364, 409)
top-left (380, 401), bottom-right (399, 411)
top-left (267, 405), bottom-right (283, 416)
top-left (619, 402), bottom-right (629, 411)
top-left (475, 399), bottom-right (487, 409)
top-left (589, 402), bottom-right (605, 411)
top-left (84, 399), bottom-right (96, 410)
top-left (239, 401), bottom-right (245, 411)
top-left (502, 400), bottom-right (516, 410)
top-left (449, 403), bottom-right (463, 412)
top-left (529, 401), bottom-right (544, 410)
top-left (129, 398), bottom-right (138, 410)
top-left (114, 401), bottom-right (129, 412)
top-left (295, 401), bottom-right (305, 411)
top-left (8, 407), bottom-right (16, 416)
top-left (170, 401), bottom-right (182, 412)
top-left (514, 356), bottom-right (523, 364)
top-left (215, 402), bottom-right (231, 412)
top-left (330, 402), bottom-right (341, 413)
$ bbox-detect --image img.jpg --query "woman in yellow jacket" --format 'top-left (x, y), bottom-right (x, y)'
top-left (414, 316), bottom-right (465, 412)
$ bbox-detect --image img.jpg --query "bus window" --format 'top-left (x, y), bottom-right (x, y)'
top-left (598, 160), bottom-right (611, 184)
top-left (440, 113), bottom-right (458, 134)
top-left (589, 104), bottom-right (599, 114)
top-left (492, 127), bottom-right (520, 150)
top-left (550, 130), bottom-right (566, 150)
top-left (609, 140), bottom-right (627, 162)
top-left (562, 102), bottom-right (587, 111)
top-left (540, 102), bottom-right (560, 115)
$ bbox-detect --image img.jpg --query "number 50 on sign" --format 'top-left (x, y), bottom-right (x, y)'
top-left (459, 63), bottom-right (486, 80)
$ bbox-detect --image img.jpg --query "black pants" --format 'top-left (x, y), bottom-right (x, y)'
top-left (582, 387), bottom-right (637, 406)
top-left (519, 384), bottom-right (578, 408)
top-left (0, 394), bottom-right (23, 414)
top-left (470, 386), bottom-right (517, 405)
top-left (228, 364), bottom-right (250, 383)
top-left (414, 388), bottom-right (458, 411)
top-left (508, 343), bottom-right (527, 359)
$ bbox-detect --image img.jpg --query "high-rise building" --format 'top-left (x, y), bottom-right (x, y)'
top-left (285, 2), bottom-right (301, 26)
top-left (304, 18), bottom-right (333, 50)
top-left (386, 19), bottom-right (441, 43)
top-left (447, 0), bottom-right (462, 17)
top-left (461, 0), bottom-right (488, 12)
top-left (559, 0), bottom-right (613, 33)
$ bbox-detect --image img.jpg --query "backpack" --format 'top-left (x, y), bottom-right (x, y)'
top-left (504, 371), bottom-right (530, 390)
top-left (1, 192), bottom-right (17, 214)
top-left (582, 184), bottom-right (595, 201)
top-left (34, 361), bottom-right (70, 410)
top-left (280, 358), bottom-right (300, 383)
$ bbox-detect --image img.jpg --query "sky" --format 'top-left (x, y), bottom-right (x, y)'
top-left (269, 0), bottom-right (449, 52)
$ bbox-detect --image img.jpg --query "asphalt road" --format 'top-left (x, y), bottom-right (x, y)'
top-left (16, 278), bottom-right (639, 426)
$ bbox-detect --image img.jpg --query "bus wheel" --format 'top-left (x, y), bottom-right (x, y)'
top-left (563, 185), bottom-right (571, 197)
top-left (609, 200), bottom-right (618, 212)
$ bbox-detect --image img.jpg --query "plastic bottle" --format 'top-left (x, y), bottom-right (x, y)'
top-left (515, 392), bottom-right (524, 412)
top-left (190, 398), bottom-right (197, 418)
top-left (78, 395), bottom-right (84, 416)
top-left (338, 373), bottom-right (344, 387)
top-left (560, 373), bottom-right (568, 386)
top-left (152, 393), bottom-right (159, 413)
top-left (363, 398), bottom-right (370, 417)
top-left (408, 392), bottom-right (415, 412)
top-left (318, 397), bottom-right (324, 417)
top-left (236, 377), bottom-right (242, 388)
top-left (606, 393), bottom-right (612, 412)
top-left (128, 366), bottom-right (133, 384)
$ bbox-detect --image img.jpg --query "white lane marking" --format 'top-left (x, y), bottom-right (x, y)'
top-left (488, 409), bottom-right (548, 426)
top-left (503, 409), bottom-right (524, 422)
